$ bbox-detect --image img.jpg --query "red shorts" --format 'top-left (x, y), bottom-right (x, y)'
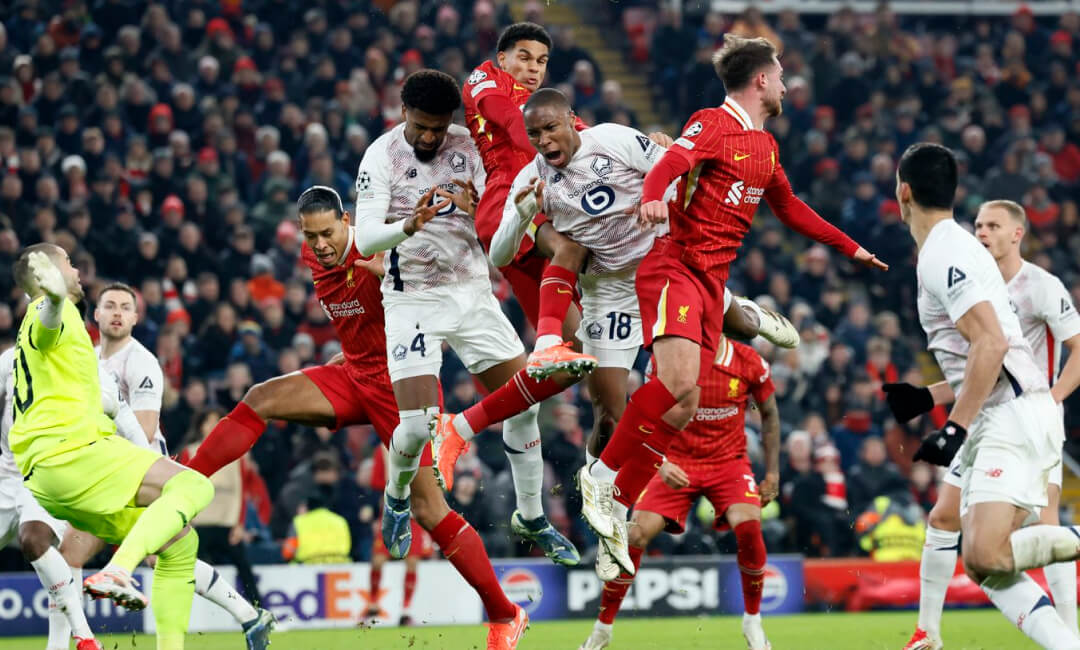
top-left (301, 363), bottom-right (433, 467)
top-left (637, 237), bottom-right (728, 361)
top-left (635, 456), bottom-right (760, 534)
top-left (371, 518), bottom-right (435, 559)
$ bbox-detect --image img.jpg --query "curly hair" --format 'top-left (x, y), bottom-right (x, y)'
top-left (400, 69), bottom-right (461, 115)
top-left (496, 22), bottom-right (552, 53)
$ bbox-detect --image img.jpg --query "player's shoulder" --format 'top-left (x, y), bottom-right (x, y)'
top-left (445, 124), bottom-right (479, 151)
top-left (128, 337), bottom-right (158, 363)
top-left (686, 107), bottom-right (740, 133)
top-left (586, 122), bottom-right (640, 139)
top-left (1020, 259), bottom-right (1064, 289)
top-left (731, 340), bottom-right (769, 374)
top-left (464, 61), bottom-right (507, 97)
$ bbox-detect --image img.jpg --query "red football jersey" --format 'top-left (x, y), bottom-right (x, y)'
top-left (666, 338), bottom-right (775, 469)
top-left (463, 60), bottom-right (535, 187)
top-left (301, 240), bottom-right (386, 371)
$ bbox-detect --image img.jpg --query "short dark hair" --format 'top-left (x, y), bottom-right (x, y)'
top-left (497, 22), bottom-right (552, 53)
top-left (524, 88), bottom-right (571, 114)
top-left (100, 282), bottom-right (137, 305)
top-left (297, 185), bottom-right (344, 219)
top-left (898, 143), bottom-right (957, 210)
top-left (400, 69), bottom-right (461, 115)
top-left (712, 34), bottom-right (777, 92)
top-left (13, 243), bottom-right (63, 296)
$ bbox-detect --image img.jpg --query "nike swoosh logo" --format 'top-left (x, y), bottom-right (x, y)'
top-left (734, 153), bottom-right (750, 161)
top-left (556, 288), bottom-right (572, 295)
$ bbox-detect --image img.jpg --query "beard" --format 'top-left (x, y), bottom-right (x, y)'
top-left (413, 145), bottom-right (438, 162)
top-left (765, 96), bottom-right (783, 118)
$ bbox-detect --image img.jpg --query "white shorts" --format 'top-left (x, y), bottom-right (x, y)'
top-left (384, 281), bottom-right (524, 383)
top-left (955, 391), bottom-right (1064, 518)
top-left (576, 273), bottom-right (642, 370)
top-left (0, 473), bottom-right (66, 548)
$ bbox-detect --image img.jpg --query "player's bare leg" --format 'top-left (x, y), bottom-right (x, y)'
top-left (581, 510), bottom-right (664, 650)
top-left (527, 226), bottom-right (597, 378)
top-left (186, 371), bottom-right (339, 477)
top-left (963, 500), bottom-right (1080, 649)
top-left (725, 503), bottom-right (770, 650)
top-left (474, 357), bottom-right (580, 566)
top-left (585, 367), bottom-right (629, 463)
top-left (20, 523), bottom-right (100, 650)
top-left (907, 482), bottom-right (961, 650)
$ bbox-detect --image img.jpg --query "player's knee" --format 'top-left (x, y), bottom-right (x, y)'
top-left (242, 381), bottom-right (274, 417)
top-left (927, 504), bottom-right (961, 532)
top-left (664, 394), bottom-right (699, 430)
top-left (18, 524), bottom-right (53, 562)
top-left (963, 542), bottom-right (1013, 578)
top-left (552, 237), bottom-right (588, 272)
top-left (627, 523), bottom-right (650, 549)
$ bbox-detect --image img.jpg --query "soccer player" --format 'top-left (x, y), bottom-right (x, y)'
top-left (578, 34), bottom-right (886, 558)
top-left (11, 244), bottom-right (214, 650)
top-left (579, 337), bottom-right (779, 650)
top-left (895, 142), bottom-right (1080, 649)
top-left (462, 21), bottom-right (598, 375)
top-left (42, 282), bottom-right (274, 649)
top-left (184, 186), bottom-right (529, 648)
top-left (352, 69), bottom-right (577, 575)
top-left (888, 199), bottom-right (1080, 649)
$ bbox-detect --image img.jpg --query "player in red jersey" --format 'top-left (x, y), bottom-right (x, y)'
top-left (578, 34), bottom-right (887, 559)
top-left (185, 187), bottom-right (524, 646)
top-left (463, 21), bottom-right (597, 375)
top-left (579, 338), bottom-right (780, 650)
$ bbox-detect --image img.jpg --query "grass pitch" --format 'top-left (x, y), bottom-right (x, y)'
top-left (0, 610), bottom-right (1041, 649)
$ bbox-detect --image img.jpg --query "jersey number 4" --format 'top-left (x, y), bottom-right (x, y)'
top-left (12, 345), bottom-right (33, 418)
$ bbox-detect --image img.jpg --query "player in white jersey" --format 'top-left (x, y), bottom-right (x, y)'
top-left (47, 284), bottom-right (274, 650)
top-left (890, 199), bottom-right (1080, 649)
top-left (896, 143), bottom-right (1080, 650)
top-left (354, 69), bottom-right (579, 573)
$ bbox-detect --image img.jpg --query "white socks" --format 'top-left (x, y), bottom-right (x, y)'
top-left (982, 572), bottom-right (1080, 649)
top-left (386, 408), bottom-right (438, 500)
top-left (589, 459), bottom-right (617, 483)
top-left (1010, 525), bottom-right (1080, 572)
top-left (1045, 560), bottom-right (1079, 632)
top-left (918, 526), bottom-right (960, 638)
top-left (503, 405), bottom-right (544, 521)
top-left (194, 560), bottom-right (258, 624)
top-left (534, 335), bottom-right (562, 353)
top-left (35, 551), bottom-right (91, 647)
top-left (452, 413), bottom-right (476, 442)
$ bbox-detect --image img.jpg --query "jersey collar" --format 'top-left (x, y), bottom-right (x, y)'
top-left (721, 96), bottom-right (754, 131)
top-left (337, 226), bottom-right (355, 266)
top-left (715, 337), bottom-right (735, 367)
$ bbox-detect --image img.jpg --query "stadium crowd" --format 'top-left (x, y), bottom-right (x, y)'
top-left (0, 0), bottom-right (1078, 572)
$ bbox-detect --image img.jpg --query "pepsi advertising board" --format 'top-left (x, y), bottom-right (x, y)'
top-left (493, 559), bottom-right (567, 622)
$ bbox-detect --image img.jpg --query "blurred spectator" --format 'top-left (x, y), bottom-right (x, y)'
top-left (846, 437), bottom-right (909, 517)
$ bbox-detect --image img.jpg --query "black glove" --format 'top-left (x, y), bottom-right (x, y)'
top-left (913, 420), bottom-right (967, 466)
top-left (882, 382), bottom-right (935, 422)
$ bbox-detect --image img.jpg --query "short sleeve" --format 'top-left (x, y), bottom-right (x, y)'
top-left (592, 123), bottom-right (666, 174)
top-left (920, 241), bottom-right (987, 323)
top-left (465, 66), bottom-right (505, 103)
top-left (749, 355), bottom-right (775, 404)
top-left (1041, 275), bottom-right (1080, 342)
top-left (668, 110), bottom-right (726, 163)
top-left (126, 350), bottom-right (164, 413)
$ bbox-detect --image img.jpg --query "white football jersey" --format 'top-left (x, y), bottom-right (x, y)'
top-left (97, 337), bottom-right (164, 446)
top-left (1007, 260), bottom-right (1080, 386)
top-left (917, 219), bottom-right (1047, 407)
top-left (355, 123), bottom-right (489, 293)
top-left (505, 123), bottom-right (665, 275)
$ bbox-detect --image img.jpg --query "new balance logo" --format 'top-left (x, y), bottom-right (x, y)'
top-left (138, 376), bottom-right (154, 389)
top-left (725, 181), bottom-right (744, 205)
top-left (946, 266), bottom-right (967, 288)
top-left (1063, 298), bottom-right (1074, 315)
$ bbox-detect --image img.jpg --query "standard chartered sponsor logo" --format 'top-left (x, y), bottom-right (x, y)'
top-left (327, 299), bottom-right (365, 318)
top-left (694, 406), bottom-right (738, 422)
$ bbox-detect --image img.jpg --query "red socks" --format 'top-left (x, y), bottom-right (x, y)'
top-left (462, 369), bottom-right (565, 433)
top-left (599, 380), bottom-right (679, 472)
top-left (403, 567), bottom-right (417, 610)
top-left (597, 546), bottom-right (644, 624)
top-left (536, 263), bottom-right (577, 339)
top-left (612, 421), bottom-right (677, 507)
top-left (186, 401), bottom-right (266, 477)
top-left (734, 520), bottom-right (767, 615)
top-left (430, 511), bottom-right (516, 622)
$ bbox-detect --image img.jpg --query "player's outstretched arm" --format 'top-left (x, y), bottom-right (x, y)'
top-left (758, 394), bottom-right (781, 505)
top-left (477, 93), bottom-right (535, 155)
top-left (638, 149), bottom-right (692, 228)
top-left (882, 380), bottom-right (955, 422)
top-left (490, 170), bottom-right (543, 267)
top-left (27, 251), bottom-right (66, 349)
top-left (1053, 334), bottom-right (1080, 404)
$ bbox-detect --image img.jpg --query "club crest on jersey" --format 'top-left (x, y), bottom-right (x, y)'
top-left (468, 69), bottom-right (487, 85)
top-left (678, 305), bottom-right (690, 323)
top-left (591, 155), bottom-right (612, 177)
top-left (728, 378), bottom-right (740, 397)
top-left (586, 321), bottom-right (603, 340)
top-left (448, 152), bottom-right (466, 173)
top-left (683, 121), bottom-right (703, 138)
top-left (392, 344), bottom-right (407, 361)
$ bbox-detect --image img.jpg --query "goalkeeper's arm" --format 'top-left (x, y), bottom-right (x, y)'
top-left (27, 252), bottom-right (67, 350)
